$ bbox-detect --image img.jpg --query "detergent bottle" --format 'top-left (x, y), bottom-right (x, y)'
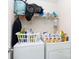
top-left (60, 31), bottom-right (65, 42)
top-left (64, 33), bottom-right (69, 43)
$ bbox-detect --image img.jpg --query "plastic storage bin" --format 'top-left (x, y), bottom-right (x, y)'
top-left (16, 32), bottom-right (41, 42)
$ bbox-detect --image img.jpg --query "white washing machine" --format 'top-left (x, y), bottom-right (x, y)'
top-left (46, 42), bottom-right (71, 59)
top-left (13, 42), bottom-right (44, 59)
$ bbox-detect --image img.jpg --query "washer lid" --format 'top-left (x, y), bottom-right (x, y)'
top-left (14, 41), bottom-right (44, 48)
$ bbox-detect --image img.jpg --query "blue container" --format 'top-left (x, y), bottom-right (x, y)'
top-left (52, 11), bottom-right (59, 17)
top-left (14, 0), bottom-right (26, 15)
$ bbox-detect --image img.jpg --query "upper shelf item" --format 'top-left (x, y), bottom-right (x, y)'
top-left (33, 11), bottom-right (59, 20)
top-left (14, 0), bottom-right (44, 21)
top-left (14, 0), bottom-right (59, 21)
top-left (14, 0), bottom-right (26, 15)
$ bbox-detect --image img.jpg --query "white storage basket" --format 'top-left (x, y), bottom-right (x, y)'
top-left (16, 32), bottom-right (41, 42)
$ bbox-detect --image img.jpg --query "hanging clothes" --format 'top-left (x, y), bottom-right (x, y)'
top-left (11, 17), bottom-right (22, 48)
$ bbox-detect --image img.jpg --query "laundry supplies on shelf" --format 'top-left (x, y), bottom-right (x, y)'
top-left (43, 33), bottom-right (61, 43)
top-left (42, 31), bottom-right (69, 43)
top-left (16, 28), bottom-right (69, 43)
top-left (60, 31), bottom-right (69, 43)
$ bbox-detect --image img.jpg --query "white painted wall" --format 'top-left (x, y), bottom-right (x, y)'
top-left (21, 16), bottom-right (58, 33)
top-left (57, 0), bottom-right (71, 36)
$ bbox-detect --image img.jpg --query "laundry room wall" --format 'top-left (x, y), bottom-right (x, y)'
top-left (57, 0), bottom-right (71, 36)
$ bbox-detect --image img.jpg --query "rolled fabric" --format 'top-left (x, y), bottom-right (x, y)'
top-left (14, 0), bottom-right (26, 15)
